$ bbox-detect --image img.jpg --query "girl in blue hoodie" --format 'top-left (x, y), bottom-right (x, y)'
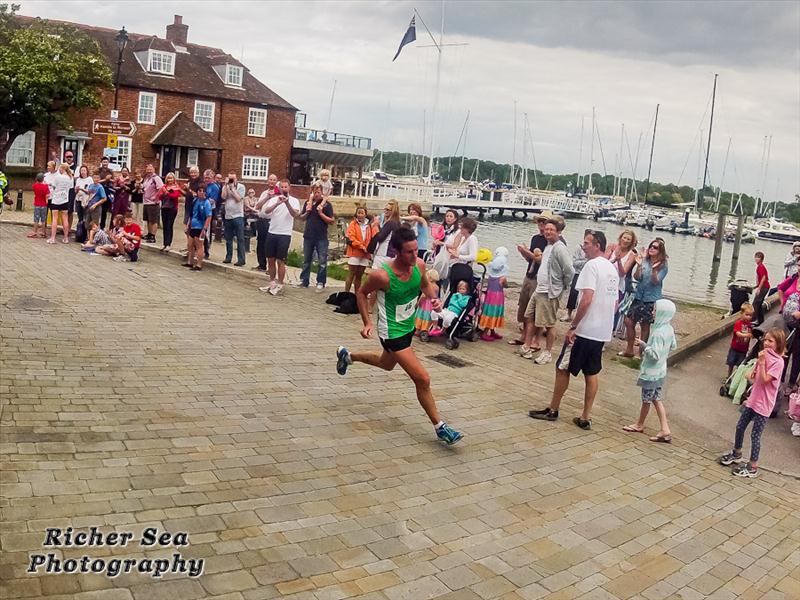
top-left (622, 298), bottom-right (677, 443)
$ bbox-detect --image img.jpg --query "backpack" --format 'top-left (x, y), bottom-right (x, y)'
top-left (75, 221), bottom-right (87, 243)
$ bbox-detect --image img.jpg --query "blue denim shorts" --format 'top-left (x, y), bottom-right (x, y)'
top-left (33, 206), bottom-right (47, 223)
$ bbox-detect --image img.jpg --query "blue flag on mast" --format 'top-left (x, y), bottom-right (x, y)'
top-left (392, 16), bottom-right (416, 62)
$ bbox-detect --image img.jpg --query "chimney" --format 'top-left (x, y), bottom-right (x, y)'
top-left (166, 15), bottom-right (188, 46)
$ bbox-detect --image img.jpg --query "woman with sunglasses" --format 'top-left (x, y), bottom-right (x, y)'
top-left (620, 238), bottom-right (668, 357)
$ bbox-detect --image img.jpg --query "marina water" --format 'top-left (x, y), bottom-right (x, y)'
top-left (432, 214), bottom-right (792, 308)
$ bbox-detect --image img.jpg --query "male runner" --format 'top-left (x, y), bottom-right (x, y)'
top-left (336, 227), bottom-right (463, 445)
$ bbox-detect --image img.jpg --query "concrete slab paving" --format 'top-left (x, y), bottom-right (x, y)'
top-left (1, 223), bottom-right (798, 599)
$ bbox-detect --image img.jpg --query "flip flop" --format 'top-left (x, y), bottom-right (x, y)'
top-left (617, 352), bottom-right (635, 358)
top-left (507, 338), bottom-right (524, 345)
top-left (650, 435), bottom-right (672, 443)
top-left (622, 425), bottom-right (644, 433)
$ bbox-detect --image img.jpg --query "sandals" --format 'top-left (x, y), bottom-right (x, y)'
top-left (622, 425), bottom-right (644, 433)
top-left (617, 351), bottom-right (635, 358)
top-left (46, 239), bottom-right (56, 244)
top-left (507, 338), bottom-right (524, 345)
top-left (650, 434), bottom-right (672, 443)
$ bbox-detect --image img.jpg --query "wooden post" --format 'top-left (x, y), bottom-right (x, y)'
top-left (732, 212), bottom-right (745, 261)
top-left (712, 210), bottom-right (725, 262)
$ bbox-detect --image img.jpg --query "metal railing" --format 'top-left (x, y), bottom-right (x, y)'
top-left (294, 128), bottom-right (372, 150)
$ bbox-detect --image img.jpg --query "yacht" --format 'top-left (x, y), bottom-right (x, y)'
top-left (749, 219), bottom-right (800, 244)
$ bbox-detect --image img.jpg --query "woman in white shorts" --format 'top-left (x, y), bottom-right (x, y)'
top-left (345, 206), bottom-right (377, 294)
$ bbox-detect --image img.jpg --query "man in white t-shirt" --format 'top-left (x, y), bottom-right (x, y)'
top-left (261, 179), bottom-right (300, 295)
top-left (529, 230), bottom-right (618, 430)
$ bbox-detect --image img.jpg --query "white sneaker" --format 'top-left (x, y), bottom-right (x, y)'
top-left (316, 283), bottom-right (325, 292)
top-left (534, 350), bottom-right (553, 365)
top-left (258, 286), bottom-right (271, 292)
top-left (112, 255), bottom-right (130, 262)
top-left (269, 283), bottom-right (284, 296)
top-left (792, 422), bottom-right (800, 437)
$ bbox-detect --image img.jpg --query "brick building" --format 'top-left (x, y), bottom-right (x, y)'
top-left (5, 15), bottom-right (296, 191)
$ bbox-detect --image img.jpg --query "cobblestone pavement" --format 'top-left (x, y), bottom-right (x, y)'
top-left (1, 224), bottom-right (799, 600)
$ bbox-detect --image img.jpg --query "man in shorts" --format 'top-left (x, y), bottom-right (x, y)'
top-left (141, 164), bottom-right (163, 243)
top-left (261, 179), bottom-right (300, 295)
top-left (511, 214), bottom-right (548, 345)
top-left (335, 227), bottom-right (463, 445)
top-left (529, 230), bottom-right (618, 430)
top-left (524, 219), bottom-right (573, 365)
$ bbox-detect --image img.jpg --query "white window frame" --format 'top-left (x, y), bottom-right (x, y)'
top-left (137, 92), bottom-right (157, 124)
top-left (247, 108), bottom-right (267, 137)
top-left (148, 50), bottom-right (175, 75)
top-left (226, 65), bottom-right (243, 87)
top-left (186, 148), bottom-right (199, 168)
top-left (6, 131), bottom-right (35, 166)
top-left (109, 136), bottom-right (132, 170)
top-left (241, 156), bottom-right (270, 180)
top-left (193, 100), bottom-right (215, 132)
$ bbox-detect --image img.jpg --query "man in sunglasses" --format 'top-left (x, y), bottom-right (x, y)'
top-left (530, 230), bottom-right (618, 430)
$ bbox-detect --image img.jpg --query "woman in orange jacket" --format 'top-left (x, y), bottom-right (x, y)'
top-left (345, 206), bottom-right (376, 294)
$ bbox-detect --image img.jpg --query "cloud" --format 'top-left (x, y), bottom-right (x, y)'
top-left (17, 0), bottom-right (800, 197)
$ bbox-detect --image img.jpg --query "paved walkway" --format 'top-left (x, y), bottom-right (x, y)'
top-left (1, 223), bottom-right (798, 600)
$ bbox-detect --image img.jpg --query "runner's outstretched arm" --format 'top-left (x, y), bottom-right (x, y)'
top-left (356, 269), bottom-right (389, 339)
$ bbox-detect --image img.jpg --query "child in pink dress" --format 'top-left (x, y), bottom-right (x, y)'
top-left (718, 328), bottom-right (786, 478)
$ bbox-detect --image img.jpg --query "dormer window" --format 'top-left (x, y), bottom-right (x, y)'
top-left (226, 65), bottom-right (243, 87)
top-left (149, 50), bottom-right (175, 75)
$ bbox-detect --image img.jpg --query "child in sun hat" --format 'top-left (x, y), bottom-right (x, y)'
top-left (479, 247), bottom-right (509, 341)
top-left (414, 268), bottom-right (440, 334)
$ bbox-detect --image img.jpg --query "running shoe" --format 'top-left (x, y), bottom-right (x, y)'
top-left (529, 408), bottom-right (558, 421)
top-left (792, 422), bottom-right (800, 437)
top-left (718, 452), bottom-right (745, 466)
top-left (112, 255), bottom-right (129, 262)
top-left (534, 350), bottom-right (553, 365)
top-left (316, 283), bottom-right (325, 292)
top-left (269, 283), bottom-right (283, 296)
top-left (731, 463), bottom-right (758, 478)
top-left (336, 346), bottom-right (352, 376)
top-left (520, 346), bottom-right (535, 359)
top-left (436, 423), bottom-right (463, 445)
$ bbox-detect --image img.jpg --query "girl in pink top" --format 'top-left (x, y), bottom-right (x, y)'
top-left (718, 328), bottom-right (786, 478)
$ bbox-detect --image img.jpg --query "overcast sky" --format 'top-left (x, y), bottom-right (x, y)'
top-left (22, 0), bottom-right (800, 198)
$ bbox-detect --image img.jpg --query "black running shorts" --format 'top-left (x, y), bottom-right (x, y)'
top-left (379, 332), bottom-right (414, 353)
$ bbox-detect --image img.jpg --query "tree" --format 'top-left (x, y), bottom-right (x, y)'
top-left (0, 4), bottom-right (113, 167)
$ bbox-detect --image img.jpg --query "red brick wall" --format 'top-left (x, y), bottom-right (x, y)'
top-left (20, 86), bottom-right (294, 194)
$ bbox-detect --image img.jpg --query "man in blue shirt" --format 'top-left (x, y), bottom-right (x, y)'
top-left (185, 186), bottom-right (213, 271)
top-left (85, 173), bottom-right (108, 226)
top-left (203, 169), bottom-right (222, 259)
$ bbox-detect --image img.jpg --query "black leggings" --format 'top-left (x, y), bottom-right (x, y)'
top-left (161, 208), bottom-right (177, 247)
top-left (734, 407), bottom-right (767, 462)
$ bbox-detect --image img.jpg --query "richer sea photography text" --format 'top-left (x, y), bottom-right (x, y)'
top-left (27, 527), bottom-right (204, 578)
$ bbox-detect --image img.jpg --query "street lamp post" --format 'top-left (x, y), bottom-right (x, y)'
top-left (113, 27), bottom-right (129, 112)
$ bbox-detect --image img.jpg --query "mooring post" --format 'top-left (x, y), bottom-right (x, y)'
top-left (712, 211), bottom-right (726, 262)
top-left (732, 212), bottom-right (745, 261)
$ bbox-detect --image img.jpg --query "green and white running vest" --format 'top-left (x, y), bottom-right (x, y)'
top-left (377, 263), bottom-right (421, 339)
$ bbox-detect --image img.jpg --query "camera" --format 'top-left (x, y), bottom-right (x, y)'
top-left (228, 178), bottom-right (234, 184)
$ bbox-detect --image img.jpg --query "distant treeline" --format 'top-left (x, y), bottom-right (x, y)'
top-left (370, 150), bottom-right (800, 222)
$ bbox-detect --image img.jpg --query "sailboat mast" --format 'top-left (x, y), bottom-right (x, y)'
top-left (698, 73), bottom-right (718, 214)
top-left (643, 103), bottom-right (659, 206)
top-left (576, 116), bottom-right (584, 193)
top-left (511, 100), bottom-right (517, 186)
top-left (589, 107), bottom-right (596, 193)
top-left (616, 123), bottom-right (624, 197)
top-left (427, 2), bottom-right (444, 181)
top-left (326, 79), bottom-right (337, 131)
top-left (459, 111), bottom-right (469, 181)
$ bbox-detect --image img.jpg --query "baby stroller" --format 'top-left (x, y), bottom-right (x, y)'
top-left (420, 263), bottom-right (486, 350)
top-left (720, 314), bottom-right (795, 418)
